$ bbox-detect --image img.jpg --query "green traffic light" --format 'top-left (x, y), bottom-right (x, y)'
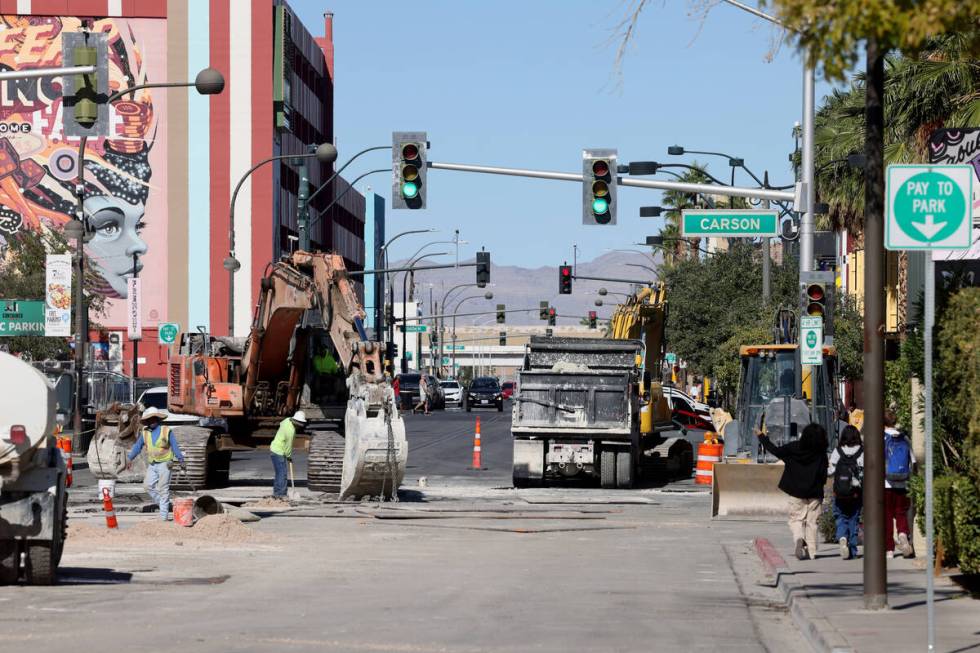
top-left (592, 197), bottom-right (609, 215)
top-left (402, 181), bottom-right (419, 199)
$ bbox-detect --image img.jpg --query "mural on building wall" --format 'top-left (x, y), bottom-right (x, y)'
top-left (0, 15), bottom-right (167, 326)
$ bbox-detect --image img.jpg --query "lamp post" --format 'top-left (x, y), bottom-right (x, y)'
top-left (451, 292), bottom-right (493, 374)
top-left (400, 252), bottom-right (449, 374)
top-left (65, 67), bottom-right (225, 452)
top-left (224, 142), bottom-right (338, 335)
top-left (439, 282), bottom-right (480, 378)
top-left (378, 228), bottom-right (437, 356)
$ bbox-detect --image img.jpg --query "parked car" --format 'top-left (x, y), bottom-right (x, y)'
top-left (440, 379), bottom-right (463, 407)
top-left (501, 381), bottom-right (516, 400)
top-left (465, 376), bottom-right (503, 412)
top-left (663, 386), bottom-right (712, 430)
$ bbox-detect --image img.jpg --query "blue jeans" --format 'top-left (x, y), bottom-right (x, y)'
top-left (834, 497), bottom-right (862, 557)
top-left (271, 453), bottom-right (288, 497)
top-left (144, 462), bottom-right (172, 521)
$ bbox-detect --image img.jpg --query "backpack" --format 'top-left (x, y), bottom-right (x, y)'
top-left (833, 446), bottom-right (863, 497)
top-left (885, 435), bottom-right (911, 487)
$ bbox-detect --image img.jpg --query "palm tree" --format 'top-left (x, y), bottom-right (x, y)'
top-left (659, 164), bottom-right (713, 261)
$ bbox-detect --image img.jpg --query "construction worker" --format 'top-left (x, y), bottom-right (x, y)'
top-left (126, 407), bottom-right (186, 521)
top-left (313, 346), bottom-right (341, 401)
top-left (270, 410), bottom-right (306, 499)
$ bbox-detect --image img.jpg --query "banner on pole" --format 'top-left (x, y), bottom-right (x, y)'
top-left (127, 277), bottom-right (141, 340)
top-left (44, 254), bottom-right (71, 337)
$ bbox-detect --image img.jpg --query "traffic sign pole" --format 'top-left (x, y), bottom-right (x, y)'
top-left (924, 258), bottom-right (935, 652)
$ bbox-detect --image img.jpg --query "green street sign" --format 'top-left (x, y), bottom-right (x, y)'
top-left (158, 322), bottom-right (179, 344)
top-left (0, 300), bottom-right (45, 336)
top-left (441, 356), bottom-right (451, 365)
top-left (446, 345), bottom-right (465, 351)
top-left (886, 165), bottom-right (972, 250)
top-left (400, 325), bottom-right (427, 333)
top-left (681, 210), bottom-right (779, 238)
top-left (665, 352), bottom-right (677, 365)
top-left (800, 316), bottom-right (823, 366)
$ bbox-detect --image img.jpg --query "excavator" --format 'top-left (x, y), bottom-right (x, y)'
top-left (87, 250), bottom-right (406, 499)
top-left (711, 308), bottom-right (840, 517)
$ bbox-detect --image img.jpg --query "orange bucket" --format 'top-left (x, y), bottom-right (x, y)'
top-left (173, 498), bottom-right (195, 527)
top-left (695, 441), bottom-right (723, 486)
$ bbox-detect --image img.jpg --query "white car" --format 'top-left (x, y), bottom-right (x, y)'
top-left (137, 386), bottom-right (201, 425)
top-left (439, 380), bottom-right (463, 407)
top-left (662, 386), bottom-right (713, 430)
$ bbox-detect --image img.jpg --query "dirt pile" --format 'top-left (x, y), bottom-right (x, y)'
top-left (66, 514), bottom-right (271, 548)
top-left (242, 497), bottom-right (292, 508)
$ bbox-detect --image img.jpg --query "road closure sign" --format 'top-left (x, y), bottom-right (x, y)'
top-left (886, 165), bottom-right (972, 250)
top-left (800, 317), bottom-right (823, 366)
top-left (682, 210), bottom-right (779, 238)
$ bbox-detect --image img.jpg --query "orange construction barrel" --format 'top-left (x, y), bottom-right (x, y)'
top-left (695, 440), bottom-right (723, 485)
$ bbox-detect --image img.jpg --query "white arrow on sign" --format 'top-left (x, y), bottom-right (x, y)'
top-left (912, 214), bottom-right (946, 239)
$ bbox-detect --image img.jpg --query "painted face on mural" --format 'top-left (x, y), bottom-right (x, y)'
top-left (84, 194), bottom-right (148, 297)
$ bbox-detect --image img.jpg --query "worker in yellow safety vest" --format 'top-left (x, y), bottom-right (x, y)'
top-left (126, 407), bottom-right (186, 521)
top-left (313, 347), bottom-right (342, 402)
top-left (269, 410), bottom-right (307, 499)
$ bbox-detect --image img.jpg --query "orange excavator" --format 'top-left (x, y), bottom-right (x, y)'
top-left (87, 251), bottom-right (406, 499)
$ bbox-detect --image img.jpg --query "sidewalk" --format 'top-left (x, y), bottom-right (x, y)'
top-left (754, 531), bottom-right (979, 653)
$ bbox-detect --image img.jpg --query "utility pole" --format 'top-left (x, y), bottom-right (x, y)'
top-left (131, 252), bottom-right (139, 398)
top-left (762, 172), bottom-right (772, 305)
top-left (70, 142), bottom-right (87, 453)
top-left (296, 153), bottom-right (311, 251)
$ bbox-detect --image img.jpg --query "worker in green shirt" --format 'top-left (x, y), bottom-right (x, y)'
top-left (269, 410), bottom-right (306, 498)
top-left (313, 347), bottom-right (341, 401)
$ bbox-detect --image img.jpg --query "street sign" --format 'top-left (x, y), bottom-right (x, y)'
top-left (441, 357), bottom-right (451, 365)
top-left (665, 352), bottom-right (677, 365)
top-left (400, 324), bottom-right (427, 333)
top-left (446, 345), bottom-right (465, 351)
top-left (886, 165), bottom-right (972, 250)
top-left (800, 316), bottom-right (823, 365)
top-left (0, 300), bottom-right (45, 336)
top-left (681, 209), bottom-right (779, 238)
top-left (157, 322), bottom-right (179, 344)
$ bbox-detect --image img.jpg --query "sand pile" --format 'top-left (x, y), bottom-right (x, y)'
top-left (66, 514), bottom-right (270, 547)
top-left (242, 497), bottom-right (292, 508)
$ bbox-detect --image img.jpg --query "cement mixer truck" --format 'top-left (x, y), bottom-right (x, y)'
top-left (0, 352), bottom-right (69, 585)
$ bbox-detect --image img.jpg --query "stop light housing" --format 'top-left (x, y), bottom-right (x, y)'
top-left (62, 31), bottom-right (109, 138)
top-left (385, 341), bottom-right (399, 360)
top-left (539, 301), bottom-right (549, 321)
top-left (588, 311), bottom-right (597, 329)
top-left (496, 304), bottom-right (505, 324)
top-left (476, 251), bottom-right (490, 287)
top-left (582, 148), bottom-right (618, 225)
top-left (392, 131), bottom-right (427, 209)
top-left (547, 307), bottom-right (556, 326)
top-left (559, 264), bottom-right (572, 294)
top-left (799, 271), bottom-right (835, 336)
top-left (499, 331), bottom-right (506, 346)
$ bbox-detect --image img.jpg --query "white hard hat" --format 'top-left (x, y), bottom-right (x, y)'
top-left (141, 407), bottom-right (169, 421)
top-left (292, 410), bottom-right (307, 424)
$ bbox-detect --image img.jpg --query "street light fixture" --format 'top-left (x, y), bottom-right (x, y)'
top-left (450, 292), bottom-right (493, 373)
top-left (399, 252), bottom-right (449, 373)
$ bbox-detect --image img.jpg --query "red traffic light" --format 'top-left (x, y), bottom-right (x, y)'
top-left (588, 311), bottom-right (596, 319)
top-left (806, 284), bottom-right (824, 301)
top-left (401, 143), bottom-right (420, 160)
top-left (561, 267), bottom-right (570, 277)
top-left (592, 160), bottom-right (609, 177)
top-left (548, 308), bottom-right (556, 316)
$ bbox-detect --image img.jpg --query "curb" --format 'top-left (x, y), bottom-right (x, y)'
top-left (753, 537), bottom-right (854, 653)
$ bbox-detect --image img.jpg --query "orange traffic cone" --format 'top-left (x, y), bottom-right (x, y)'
top-left (58, 435), bottom-right (73, 488)
top-left (101, 487), bottom-right (118, 529)
top-left (471, 417), bottom-right (482, 470)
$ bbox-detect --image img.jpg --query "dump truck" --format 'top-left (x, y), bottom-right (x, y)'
top-left (88, 250), bottom-right (406, 499)
top-left (0, 352), bottom-right (69, 585)
top-left (511, 336), bottom-right (691, 488)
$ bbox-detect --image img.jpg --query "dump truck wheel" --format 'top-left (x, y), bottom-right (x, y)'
top-left (171, 427), bottom-right (211, 490)
top-left (25, 543), bottom-right (55, 586)
top-left (600, 450), bottom-right (616, 488)
top-left (0, 541), bottom-right (18, 585)
top-left (308, 430), bottom-right (344, 493)
top-left (616, 451), bottom-right (634, 489)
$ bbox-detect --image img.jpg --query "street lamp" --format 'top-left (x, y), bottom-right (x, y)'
top-left (451, 292), bottom-right (493, 373)
top-left (68, 67), bottom-right (225, 452)
top-left (224, 142), bottom-right (337, 334)
top-left (604, 247), bottom-right (657, 268)
top-left (400, 252), bottom-right (449, 373)
top-left (378, 229), bottom-right (437, 351)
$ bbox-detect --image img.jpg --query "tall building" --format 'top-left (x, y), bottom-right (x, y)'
top-left (0, 1), bottom-right (364, 376)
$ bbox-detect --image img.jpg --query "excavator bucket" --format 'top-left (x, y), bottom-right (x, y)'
top-left (711, 461), bottom-right (792, 519)
top-left (340, 393), bottom-right (407, 500)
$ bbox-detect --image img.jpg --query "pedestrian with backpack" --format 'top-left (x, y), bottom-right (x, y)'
top-left (828, 425), bottom-right (864, 559)
top-left (883, 410), bottom-right (916, 558)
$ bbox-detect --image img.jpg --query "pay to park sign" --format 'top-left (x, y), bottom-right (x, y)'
top-left (886, 164), bottom-right (973, 251)
top-left (681, 210), bottom-right (779, 238)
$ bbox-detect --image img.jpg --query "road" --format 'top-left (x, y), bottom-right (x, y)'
top-left (5, 406), bottom-right (810, 653)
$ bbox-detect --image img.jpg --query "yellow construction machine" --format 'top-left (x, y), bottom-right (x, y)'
top-left (711, 309), bottom-right (841, 517)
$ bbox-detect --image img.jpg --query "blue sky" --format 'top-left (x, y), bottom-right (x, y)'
top-left (292, 0), bottom-right (832, 267)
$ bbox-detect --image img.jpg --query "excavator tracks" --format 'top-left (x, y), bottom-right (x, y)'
top-left (307, 430), bottom-right (345, 493)
top-left (171, 427), bottom-right (212, 491)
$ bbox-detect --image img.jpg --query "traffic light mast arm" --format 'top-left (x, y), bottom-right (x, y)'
top-left (396, 307), bottom-right (539, 322)
top-left (571, 273), bottom-right (656, 285)
top-left (427, 160), bottom-right (803, 209)
top-left (347, 261), bottom-right (477, 277)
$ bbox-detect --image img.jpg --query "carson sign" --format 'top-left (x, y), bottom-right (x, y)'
top-left (681, 210), bottom-right (779, 238)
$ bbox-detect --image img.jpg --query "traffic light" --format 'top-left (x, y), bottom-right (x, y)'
top-left (559, 264), bottom-right (572, 294)
top-left (385, 341), bottom-right (399, 360)
top-left (582, 148), bottom-right (618, 225)
top-left (539, 301), bottom-right (549, 320)
top-left (499, 331), bottom-right (506, 346)
top-left (545, 328), bottom-right (554, 337)
top-left (547, 307), bottom-right (556, 326)
top-left (496, 304), bottom-right (506, 324)
top-left (62, 31), bottom-right (109, 137)
top-left (476, 250), bottom-right (490, 287)
top-left (392, 131), bottom-right (427, 209)
top-left (588, 311), bottom-right (597, 329)
top-left (799, 271), bottom-right (835, 335)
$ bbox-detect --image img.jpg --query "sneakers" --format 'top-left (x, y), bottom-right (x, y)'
top-left (898, 533), bottom-right (915, 558)
top-left (886, 550), bottom-right (895, 559)
top-left (795, 538), bottom-right (810, 561)
top-left (839, 537), bottom-right (851, 560)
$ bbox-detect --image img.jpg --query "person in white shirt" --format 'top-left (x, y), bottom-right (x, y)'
top-left (828, 425), bottom-right (864, 559)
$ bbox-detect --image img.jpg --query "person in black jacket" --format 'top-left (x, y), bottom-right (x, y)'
top-left (759, 423), bottom-right (829, 560)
